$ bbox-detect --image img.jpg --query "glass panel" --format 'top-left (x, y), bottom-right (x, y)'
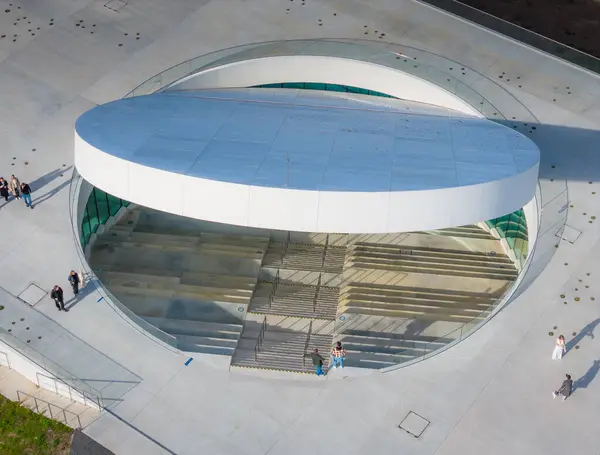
top-left (96, 189), bottom-right (110, 225)
top-left (304, 82), bottom-right (326, 91)
top-left (325, 83), bottom-right (346, 93)
top-left (281, 82), bottom-right (304, 89)
top-left (106, 193), bottom-right (121, 216)
top-left (81, 207), bottom-right (91, 247)
top-left (87, 190), bottom-right (100, 234)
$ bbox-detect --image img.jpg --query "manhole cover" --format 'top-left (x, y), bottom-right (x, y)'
top-left (557, 225), bottom-right (581, 244)
top-left (104, 0), bottom-right (127, 12)
top-left (398, 411), bottom-right (430, 438)
top-left (18, 283), bottom-right (47, 306)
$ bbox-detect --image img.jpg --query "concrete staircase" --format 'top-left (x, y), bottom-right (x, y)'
top-left (347, 243), bottom-right (518, 281)
top-left (419, 225), bottom-right (498, 240)
top-left (90, 210), bottom-right (270, 357)
top-left (249, 281), bottom-right (339, 319)
top-left (262, 241), bottom-right (346, 273)
top-left (231, 317), bottom-right (333, 373)
top-left (137, 317), bottom-right (242, 355)
top-left (338, 283), bottom-right (497, 322)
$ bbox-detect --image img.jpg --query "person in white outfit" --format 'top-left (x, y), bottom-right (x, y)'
top-left (552, 335), bottom-right (566, 360)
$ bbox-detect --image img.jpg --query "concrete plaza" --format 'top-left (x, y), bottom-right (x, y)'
top-left (0, 0), bottom-right (599, 454)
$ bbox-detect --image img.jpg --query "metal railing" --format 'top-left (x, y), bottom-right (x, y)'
top-left (35, 372), bottom-right (101, 410)
top-left (0, 325), bottom-right (105, 408)
top-left (302, 321), bottom-right (313, 370)
top-left (17, 390), bottom-right (83, 429)
top-left (268, 270), bottom-right (280, 309)
top-left (0, 350), bottom-right (10, 368)
top-left (312, 274), bottom-right (321, 315)
top-left (253, 316), bottom-right (268, 361)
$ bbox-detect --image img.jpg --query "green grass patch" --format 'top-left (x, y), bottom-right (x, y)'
top-left (0, 394), bottom-right (73, 454)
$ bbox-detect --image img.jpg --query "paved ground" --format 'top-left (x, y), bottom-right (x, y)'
top-left (0, 0), bottom-right (599, 454)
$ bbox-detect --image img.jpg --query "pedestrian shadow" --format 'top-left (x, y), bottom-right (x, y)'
top-left (566, 318), bottom-right (600, 354)
top-left (29, 167), bottom-right (72, 207)
top-left (573, 360), bottom-right (600, 391)
top-left (65, 278), bottom-right (98, 311)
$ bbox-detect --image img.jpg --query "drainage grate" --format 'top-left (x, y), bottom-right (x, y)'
top-left (556, 224), bottom-right (581, 244)
top-left (18, 283), bottom-right (47, 306)
top-left (398, 411), bottom-right (430, 438)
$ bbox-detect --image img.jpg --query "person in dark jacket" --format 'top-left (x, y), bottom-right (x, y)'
top-left (0, 177), bottom-right (8, 202)
top-left (553, 374), bottom-right (573, 401)
top-left (50, 285), bottom-right (67, 311)
top-left (68, 270), bottom-right (80, 295)
top-left (304, 348), bottom-right (325, 376)
top-left (20, 182), bottom-right (33, 208)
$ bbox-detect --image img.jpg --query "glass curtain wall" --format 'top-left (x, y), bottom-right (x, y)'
top-left (253, 82), bottom-right (396, 98)
top-left (81, 187), bottom-right (130, 247)
top-left (486, 209), bottom-right (528, 264)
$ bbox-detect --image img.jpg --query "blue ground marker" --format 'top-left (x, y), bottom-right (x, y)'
top-left (185, 357), bottom-right (193, 366)
top-left (97, 296), bottom-right (104, 303)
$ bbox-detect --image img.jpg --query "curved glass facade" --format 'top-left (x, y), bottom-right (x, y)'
top-left (253, 82), bottom-right (396, 99)
top-left (80, 187), bottom-right (130, 247)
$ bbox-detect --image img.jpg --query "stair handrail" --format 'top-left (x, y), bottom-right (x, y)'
top-left (268, 269), bottom-right (280, 309)
top-left (302, 321), bottom-right (313, 370)
top-left (313, 274), bottom-right (321, 314)
top-left (16, 390), bottom-right (82, 429)
top-left (284, 232), bottom-right (290, 257)
top-left (322, 234), bottom-right (329, 269)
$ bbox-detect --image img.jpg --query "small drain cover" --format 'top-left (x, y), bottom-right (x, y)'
top-left (18, 283), bottom-right (47, 306)
top-left (398, 411), bottom-right (430, 438)
top-left (557, 225), bottom-right (581, 244)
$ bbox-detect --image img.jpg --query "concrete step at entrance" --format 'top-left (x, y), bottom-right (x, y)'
top-left (103, 279), bottom-right (252, 304)
top-left (420, 225), bottom-right (497, 240)
top-left (232, 324), bottom-right (315, 372)
top-left (340, 295), bottom-right (492, 310)
top-left (350, 242), bottom-right (512, 262)
top-left (342, 350), bottom-right (417, 369)
top-left (176, 334), bottom-right (238, 354)
top-left (141, 317), bottom-right (243, 339)
top-left (339, 300), bottom-right (490, 317)
top-left (180, 272), bottom-right (256, 289)
top-left (342, 282), bottom-right (502, 300)
top-left (262, 242), bottom-right (346, 273)
top-left (340, 306), bottom-right (488, 322)
top-left (348, 252), bottom-right (515, 272)
top-left (347, 261), bottom-right (517, 281)
top-left (349, 232), bottom-right (505, 255)
top-left (248, 282), bottom-right (339, 319)
top-left (341, 328), bottom-right (454, 346)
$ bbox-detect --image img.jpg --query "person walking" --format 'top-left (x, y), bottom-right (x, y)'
top-left (68, 270), bottom-right (80, 295)
top-left (304, 348), bottom-right (325, 376)
top-left (553, 374), bottom-right (573, 401)
top-left (0, 177), bottom-right (8, 202)
top-left (330, 341), bottom-right (347, 369)
top-left (8, 174), bottom-right (20, 200)
top-left (552, 335), bottom-right (566, 360)
top-left (50, 285), bottom-right (67, 311)
top-left (20, 182), bottom-right (33, 208)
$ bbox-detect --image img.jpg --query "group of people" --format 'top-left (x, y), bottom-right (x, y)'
top-left (50, 270), bottom-right (82, 312)
top-left (305, 341), bottom-right (347, 376)
top-left (0, 174), bottom-right (33, 208)
top-left (551, 334), bottom-right (573, 401)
